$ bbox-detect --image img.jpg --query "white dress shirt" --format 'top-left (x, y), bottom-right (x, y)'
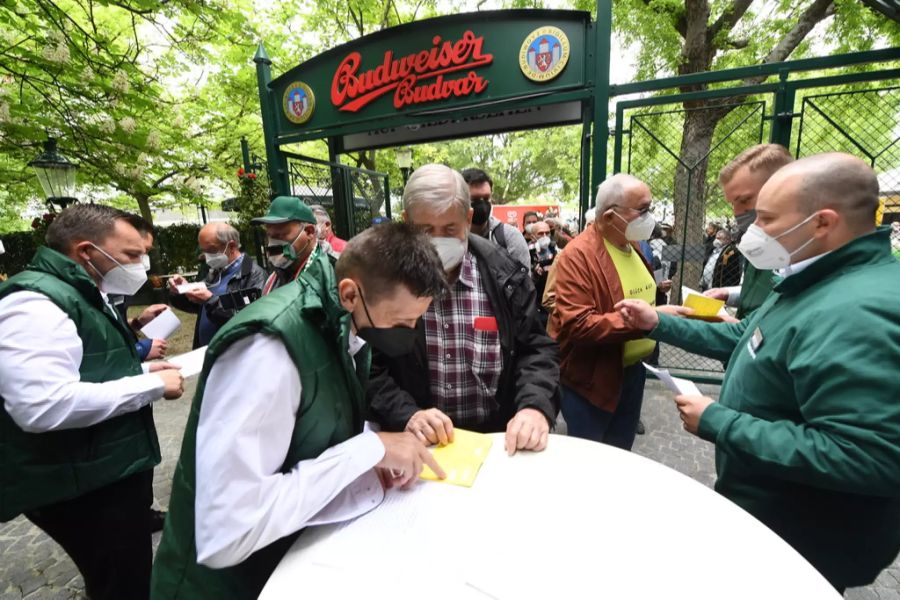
top-left (194, 332), bottom-right (386, 569)
top-left (0, 291), bottom-right (165, 433)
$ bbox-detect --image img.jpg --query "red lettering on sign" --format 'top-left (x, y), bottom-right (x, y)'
top-left (330, 31), bottom-right (493, 113)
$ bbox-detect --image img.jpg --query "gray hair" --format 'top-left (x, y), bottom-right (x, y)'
top-left (403, 164), bottom-right (470, 218)
top-left (594, 173), bottom-right (646, 214)
top-left (212, 222), bottom-right (241, 248)
top-left (308, 204), bottom-right (330, 222)
top-left (584, 207), bottom-right (596, 224)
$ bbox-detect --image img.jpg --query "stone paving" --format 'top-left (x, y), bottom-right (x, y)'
top-left (1, 378), bottom-right (897, 599)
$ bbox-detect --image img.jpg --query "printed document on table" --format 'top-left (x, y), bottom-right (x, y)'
top-left (420, 429), bottom-right (493, 487)
top-left (139, 307), bottom-right (181, 340)
top-left (167, 346), bottom-right (207, 378)
top-left (644, 363), bottom-right (702, 396)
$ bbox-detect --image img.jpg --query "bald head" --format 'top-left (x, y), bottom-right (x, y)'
top-left (198, 222), bottom-right (241, 260)
top-left (595, 173), bottom-right (650, 214)
top-left (765, 153), bottom-right (878, 233)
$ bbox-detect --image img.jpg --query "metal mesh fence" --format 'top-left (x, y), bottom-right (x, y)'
top-left (613, 81), bottom-right (899, 381)
top-left (622, 99), bottom-right (768, 378)
top-left (793, 86), bottom-right (900, 228)
top-left (287, 156), bottom-right (390, 239)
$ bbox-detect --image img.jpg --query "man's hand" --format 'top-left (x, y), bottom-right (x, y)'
top-left (505, 408), bottom-right (549, 456)
top-left (674, 395), bottom-right (715, 435)
top-left (185, 288), bottom-right (213, 303)
top-left (154, 367), bottom-right (184, 400)
top-left (135, 304), bottom-right (168, 328)
top-left (375, 431), bottom-right (446, 489)
top-left (702, 288), bottom-right (730, 301)
top-left (168, 274), bottom-right (187, 291)
top-left (656, 305), bottom-right (695, 318)
top-left (147, 339), bottom-right (168, 360)
top-left (616, 299), bottom-right (658, 330)
top-left (405, 408), bottom-right (455, 446)
top-left (658, 279), bottom-right (673, 294)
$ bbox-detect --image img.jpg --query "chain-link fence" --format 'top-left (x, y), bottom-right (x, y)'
top-left (286, 155), bottom-right (391, 239)
top-left (612, 79), bottom-right (899, 381)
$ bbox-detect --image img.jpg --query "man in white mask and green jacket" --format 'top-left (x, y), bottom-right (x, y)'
top-left (0, 204), bottom-right (185, 600)
top-left (616, 153), bottom-right (900, 592)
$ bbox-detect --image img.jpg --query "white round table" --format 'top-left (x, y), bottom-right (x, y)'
top-left (260, 433), bottom-right (839, 600)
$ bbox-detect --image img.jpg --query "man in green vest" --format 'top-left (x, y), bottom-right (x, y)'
top-left (152, 222), bottom-right (447, 599)
top-left (617, 153), bottom-right (900, 592)
top-left (0, 204), bottom-right (185, 600)
top-left (703, 144), bottom-right (794, 318)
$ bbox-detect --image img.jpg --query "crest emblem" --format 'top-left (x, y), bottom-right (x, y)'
top-left (519, 27), bottom-right (570, 83)
top-left (283, 82), bottom-right (315, 125)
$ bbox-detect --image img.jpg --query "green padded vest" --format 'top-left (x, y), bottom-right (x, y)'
top-left (151, 248), bottom-right (369, 600)
top-left (0, 246), bottom-right (160, 521)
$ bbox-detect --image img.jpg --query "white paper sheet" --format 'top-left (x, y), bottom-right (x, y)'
top-left (654, 268), bottom-right (665, 284)
top-left (643, 362), bottom-right (703, 396)
top-left (167, 346), bottom-right (207, 378)
top-left (175, 282), bottom-right (207, 294)
top-left (139, 307), bottom-right (181, 340)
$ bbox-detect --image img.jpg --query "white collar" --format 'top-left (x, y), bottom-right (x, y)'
top-left (776, 250), bottom-right (832, 278)
top-left (347, 330), bottom-right (366, 357)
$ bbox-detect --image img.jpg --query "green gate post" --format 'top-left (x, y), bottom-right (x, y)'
top-left (770, 70), bottom-right (797, 149)
top-left (579, 104), bottom-right (593, 228)
top-left (327, 137), bottom-right (353, 240)
top-left (240, 137), bottom-right (252, 173)
top-left (590, 0), bottom-right (613, 200)
top-left (254, 44), bottom-right (290, 197)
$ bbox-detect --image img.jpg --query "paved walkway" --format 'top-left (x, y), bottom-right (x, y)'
top-left (1, 378), bottom-right (897, 599)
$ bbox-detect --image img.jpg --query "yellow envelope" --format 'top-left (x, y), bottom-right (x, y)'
top-left (683, 293), bottom-right (725, 317)
top-left (420, 429), bottom-right (493, 488)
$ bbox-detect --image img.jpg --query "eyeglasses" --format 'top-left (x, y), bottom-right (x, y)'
top-left (611, 204), bottom-right (652, 216)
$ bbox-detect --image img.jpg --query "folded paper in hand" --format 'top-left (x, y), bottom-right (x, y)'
top-left (167, 346), bottom-right (207, 378)
top-left (643, 363), bottom-right (702, 396)
top-left (175, 282), bottom-right (207, 294)
top-left (139, 308), bottom-right (181, 340)
top-left (420, 429), bottom-right (493, 488)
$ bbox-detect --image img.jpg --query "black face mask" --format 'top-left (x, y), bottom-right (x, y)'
top-left (352, 287), bottom-right (418, 358)
top-left (471, 199), bottom-right (491, 226)
top-left (735, 209), bottom-right (757, 234)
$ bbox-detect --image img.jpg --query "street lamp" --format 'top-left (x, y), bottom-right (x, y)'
top-left (396, 147), bottom-right (413, 188)
top-left (28, 138), bottom-right (79, 210)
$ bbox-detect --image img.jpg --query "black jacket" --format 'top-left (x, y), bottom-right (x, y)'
top-left (367, 235), bottom-right (560, 433)
top-left (169, 254), bottom-right (267, 349)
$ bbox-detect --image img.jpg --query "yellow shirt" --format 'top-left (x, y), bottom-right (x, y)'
top-left (604, 239), bottom-right (657, 365)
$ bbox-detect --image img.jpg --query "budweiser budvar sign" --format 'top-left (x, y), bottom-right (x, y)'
top-left (331, 31), bottom-right (493, 113)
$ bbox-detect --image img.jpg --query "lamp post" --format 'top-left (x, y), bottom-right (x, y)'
top-left (396, 147), bottom-right (413, 188)
top-left (28, 138), bottom-right (79, 210)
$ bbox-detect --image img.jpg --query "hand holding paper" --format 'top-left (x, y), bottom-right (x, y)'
top-left (140, 307), bottom-right (181, 340)
top-left (643, 363), bottom-right (702, 396)
top-left (420, 429), bottom-right (492, 487)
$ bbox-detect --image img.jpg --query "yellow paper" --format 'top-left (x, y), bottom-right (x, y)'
top-left (684, 293), bottom-right (725, 317)
top-left (420, 429), bottom-right (493, 488)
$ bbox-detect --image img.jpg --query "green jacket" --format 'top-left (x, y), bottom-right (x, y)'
top-left (735, 261), bottom-right (776, 319)
top-left (151, 248), bottom-right (369, 600)
top-left (0, 247), bottom-right (160, 521)
top-left (651, 228), bottom-right (900, 589)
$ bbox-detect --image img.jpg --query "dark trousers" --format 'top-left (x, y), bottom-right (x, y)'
top-left (25, 470), bottom-right (154, 600)
top-left (561, 363), bottom-right (647, 451)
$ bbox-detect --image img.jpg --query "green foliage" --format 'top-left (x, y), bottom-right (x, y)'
top-left (0, 230), bottom-right (40, 277)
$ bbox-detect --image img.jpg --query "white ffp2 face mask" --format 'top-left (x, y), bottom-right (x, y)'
top-left (614, 210), bottom-right (656, 241)
top-left (430, 236), bottom-right (466, 271)
top-left (204, 252), bottom-right (229, 270)
top-left (88, 243), bottom-right (148, 296)
top-left (737, 213), bottom-right (818, 270)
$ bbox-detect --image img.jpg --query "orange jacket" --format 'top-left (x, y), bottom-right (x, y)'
top-left (550, 225), bottom-right (653, 411)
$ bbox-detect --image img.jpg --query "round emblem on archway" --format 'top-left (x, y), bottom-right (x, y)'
top-left (519, 27), bottom-right (570, 83)
top-left (283, 82), bottom-right (315, 125)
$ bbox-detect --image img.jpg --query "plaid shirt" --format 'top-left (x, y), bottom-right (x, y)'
top-left (422, 251), bottom-right (503, 428)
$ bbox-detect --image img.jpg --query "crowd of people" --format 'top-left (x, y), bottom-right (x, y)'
top-left (0, 145), bottom-right (897, 599)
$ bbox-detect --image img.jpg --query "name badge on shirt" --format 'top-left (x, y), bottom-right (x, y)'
top-left (746, 326), bottom-right (764, 359)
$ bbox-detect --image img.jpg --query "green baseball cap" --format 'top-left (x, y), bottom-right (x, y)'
top-left (251, 196), bottom-right (316, 225)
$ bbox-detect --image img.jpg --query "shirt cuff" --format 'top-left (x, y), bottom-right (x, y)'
top-left (132, 372), bottom-right (166, 404)
top-left (725, 287), bottom-right (742, 308)
top-left (697, 401), bottom-right (739, 443)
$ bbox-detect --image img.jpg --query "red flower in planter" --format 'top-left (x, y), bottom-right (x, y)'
top-left (237, 167), bottom-right (245, 177)
top-left (248, 172), bottom-right (257, 180)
